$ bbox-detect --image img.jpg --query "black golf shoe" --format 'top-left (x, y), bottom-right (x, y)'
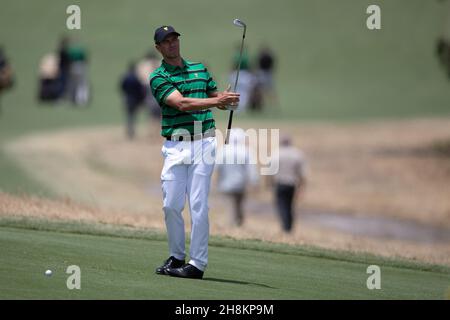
top-left (155, 256), bottom-right (185, 275)
top-left (167, 263), bottom-right (204, 279)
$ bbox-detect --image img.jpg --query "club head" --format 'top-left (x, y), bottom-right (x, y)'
top-left (233, 19), bottom-right (246, 28)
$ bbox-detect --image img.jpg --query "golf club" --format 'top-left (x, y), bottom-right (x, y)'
top-left (225, 18), bottom-right (247, 144)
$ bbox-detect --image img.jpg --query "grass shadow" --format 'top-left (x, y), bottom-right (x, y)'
top-left (203, 277), bottom-right (277, 289)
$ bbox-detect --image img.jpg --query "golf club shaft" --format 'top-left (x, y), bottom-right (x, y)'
top-left (225, 28), bottom-right (246, 145)
top-left (233, 32), bottom-right (246, 92)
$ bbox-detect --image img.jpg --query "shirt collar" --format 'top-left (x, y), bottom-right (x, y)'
top-left (162, 59), bottom-right (187, 72)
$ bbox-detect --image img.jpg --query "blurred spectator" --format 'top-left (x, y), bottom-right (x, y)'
top-left (216, 128), bottom-right (259, 226)
top-left (436, 37), bottom-right (450, 78)
top-left (228, 45), bottom-right (256, 113)
top-left (120, 62), bottom-right (146, 139)
top-left (66, 41), bottom-right (90, 106)
top-left (254, 45), bottom-right (278, 110)
top-left (58, 36), bottom-right (71, 97)
top-left (271, 135), bottom-right (306, 233)
top-left (37, 37), bottom-right (91, 106)
top-left (232, 44), bottom-right (250, 73)
top-left (38, 53), bottom-right (62, 102)
top-left (136, 50), bottom-right (161, 120)
top-left (0, 47), bottom-right (14, 114)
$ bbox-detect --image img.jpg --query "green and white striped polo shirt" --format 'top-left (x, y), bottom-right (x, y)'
top-left (149, 59), bottom-right (218, 137)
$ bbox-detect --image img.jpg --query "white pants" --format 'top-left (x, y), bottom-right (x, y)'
top-left (160, 136), bottom-right (216, 271)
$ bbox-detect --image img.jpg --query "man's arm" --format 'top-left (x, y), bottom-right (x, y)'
top-left (165, 88), bottom-right (239, 112)
top-left (208, 91), bottom-right (219, 98)
top-left (208, 84), bottom-right (234, 110)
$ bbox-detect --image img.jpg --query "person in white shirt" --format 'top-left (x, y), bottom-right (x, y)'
top-left (216, 128), bottom-right (259, 226)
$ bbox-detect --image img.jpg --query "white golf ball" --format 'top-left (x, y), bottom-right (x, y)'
top-left (45, 269), bottom-right (52, 276)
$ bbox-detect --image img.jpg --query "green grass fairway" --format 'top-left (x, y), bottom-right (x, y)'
top-left (1, 218), bottom-right (449, 299)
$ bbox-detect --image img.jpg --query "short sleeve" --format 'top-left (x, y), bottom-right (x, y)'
top-left (149, 74), bottom-right (177, 105)
top-left (205, 70), bottom-right (217, 93)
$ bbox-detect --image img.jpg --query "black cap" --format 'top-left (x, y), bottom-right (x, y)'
top-left (154, 26), bottom-right (181, 44)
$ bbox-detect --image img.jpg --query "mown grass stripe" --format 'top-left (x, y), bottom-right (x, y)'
top-left (1, 215), bottom-right (448, 275)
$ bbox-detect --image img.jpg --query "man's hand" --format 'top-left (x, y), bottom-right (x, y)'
top-left (216, 84), bottom-right (239, 110)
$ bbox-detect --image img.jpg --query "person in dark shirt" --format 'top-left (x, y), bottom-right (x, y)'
top-left (120, 62), bottom-right (146, 139)
top-left (255, 45), bottom-right (278, 109)
top-left (58, 36), bottom-right (71, 97)
top-left (0, 47), bottom-right (14, 114)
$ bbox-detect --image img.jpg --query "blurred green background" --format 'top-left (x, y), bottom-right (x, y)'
top-left (1, 0), bottom-right (450, 193)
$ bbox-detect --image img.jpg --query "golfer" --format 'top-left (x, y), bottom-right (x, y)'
top-left (150, 25), bottom-right (239, 279)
